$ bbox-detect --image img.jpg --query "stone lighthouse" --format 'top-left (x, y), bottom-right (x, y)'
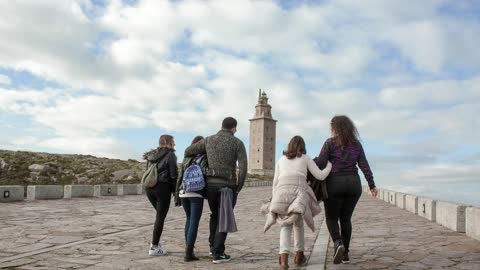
top-left (249, 89), bottom-right (277, 177)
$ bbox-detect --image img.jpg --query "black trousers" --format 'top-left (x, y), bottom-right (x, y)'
top-left (146, 182), bottom-right (172, 246)
top-left (207, 184), bottom-right (237, 257)
top-left (323, 174), bottom-right (362, 253)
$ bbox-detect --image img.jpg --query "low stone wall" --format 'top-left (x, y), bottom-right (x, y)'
top-left (244, 180), bottom-right (272, 188)
top-left (466, 207), bottom-right (480, 241)
top-left (0, 186), bottom-right (24, 202)
top-left (388, 191), bottom-right (397, 205)
top-left (405, 194), bottom-right (418, 214)
top-left (1, 180), bottom-right (271, 201)
top-left (363, 186), bottom-right (479, 242)
top-left (395, 192), bottom-right (406, 209)
top-left (417, 197), bottom-right (437, 221)
top-left (94, 185), bottom-right (118, 197)
top-left (377, 188), bottom-right (384, 200)
top-left (121, 184), bottom-right (143, 195)
top-left (64, 185), bottom-right (94, 199)
top-left (27, 185), bottom-right (64, 200)
top-left (383, 189), bottom-right (390, 203)
top-left (436, 201), bottom-right (467, 232)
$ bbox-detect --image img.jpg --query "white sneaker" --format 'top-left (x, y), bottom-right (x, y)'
top-left (149, 245), bottom-right (168, 256)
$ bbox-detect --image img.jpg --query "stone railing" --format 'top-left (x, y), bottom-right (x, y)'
top-left (0, 180), bottom-right (273, 203)
top-left (1, 184), bottom-right (145, 202)
top-left (362, 186), bottom-right (480, 242)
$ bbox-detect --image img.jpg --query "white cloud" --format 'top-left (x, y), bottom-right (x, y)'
top-left (0, 0), bottom-right (479, 185)
top-left (0, 75), bottom-right (11, 85)
top-left (400, 163), bottom-right (480, 183)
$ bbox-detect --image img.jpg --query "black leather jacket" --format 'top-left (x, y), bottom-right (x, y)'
top-left (145, 148), bottom-right (178, 190)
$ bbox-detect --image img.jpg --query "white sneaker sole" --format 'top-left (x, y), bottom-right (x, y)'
top-left (149, 250), bottom-right (168, 256)
top-left (212, 258), bottom-right (231, 264)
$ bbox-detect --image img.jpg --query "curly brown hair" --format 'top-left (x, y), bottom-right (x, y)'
top-left (330, 115), bottom-right (360, 148)
top-left (283, 135), bottom-right (306, 159)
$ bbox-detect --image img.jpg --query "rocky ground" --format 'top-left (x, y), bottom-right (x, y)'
top-left (0, 150), bottom-right (144, 186)
top-left (0, 150), bottom-right (270, 187)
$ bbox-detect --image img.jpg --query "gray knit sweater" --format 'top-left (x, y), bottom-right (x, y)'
top-left (184, 129), bottom-right (248, 192)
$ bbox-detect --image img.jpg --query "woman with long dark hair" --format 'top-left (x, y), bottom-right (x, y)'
top-left (264, 136), bottom-right (332, 269)
top-left (317, 116), bottom-right (377, 264)
top-left (143, 134), bottom-right (177, 256)
top-left (175, 135), bottom-right (208, 262)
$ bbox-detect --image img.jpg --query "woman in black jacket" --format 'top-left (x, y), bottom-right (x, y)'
top-left (143, 134), bottom-right (178, 256)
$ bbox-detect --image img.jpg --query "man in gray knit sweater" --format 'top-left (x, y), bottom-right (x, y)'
top-left (184, 117), bottom-right (247, 264)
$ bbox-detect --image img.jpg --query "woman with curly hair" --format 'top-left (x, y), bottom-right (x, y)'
top-left (317, 115), bottom-right (377, 264)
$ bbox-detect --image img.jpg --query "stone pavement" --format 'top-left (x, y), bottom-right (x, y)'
top-left (0, 187), bottom-right (323, 269)
top-left (324, 192), bottom-right (480, 270)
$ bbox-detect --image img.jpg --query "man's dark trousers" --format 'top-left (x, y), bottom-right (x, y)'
top-left (207, 183), bottom-right (238, 257)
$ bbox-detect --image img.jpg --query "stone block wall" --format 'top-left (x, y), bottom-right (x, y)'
top-left (27, 185), bottom-right (64, 200)
top-left (396, 193), bottom-right (406, 209)
top-left (64, 185), bottom-right (94, 199)
top-left (466, 207), bottom-right (480, 241)
top-left (405, 194), bottom-right (418, 214)
top-left (417, 197), bottom-right (436, 221)
top-left (388, 191), bottom-right (397, 205)
top-left (122, 184), bottom-right (143, 195)
top-left (0, 186), bottom-right (24, 202)
top-left (436, 201), bottom-right (467, 232)
top-left (94, 185), bottom-right (118, 197)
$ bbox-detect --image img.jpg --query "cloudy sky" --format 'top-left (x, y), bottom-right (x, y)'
top-left (0, 0), bottom-right (479, 205)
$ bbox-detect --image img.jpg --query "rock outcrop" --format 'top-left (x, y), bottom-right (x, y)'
top-left (0, 150), bottom-right (145, 186)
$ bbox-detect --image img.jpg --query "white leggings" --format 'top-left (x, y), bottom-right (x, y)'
top-left (279, 218), bottom-right (305, 254)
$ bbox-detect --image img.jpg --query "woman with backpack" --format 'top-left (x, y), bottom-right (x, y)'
top-left (317, 115), bottom-right (377, 264)
top-left (175, 136), bottom-right (208, 262)
top-left (263, 136), bottom-right (332, 269)
top-left (143, 134), bottom-right (177, 256)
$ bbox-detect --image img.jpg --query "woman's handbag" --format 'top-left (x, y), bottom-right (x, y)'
top-left (306, 157), bottom-right (328, 201)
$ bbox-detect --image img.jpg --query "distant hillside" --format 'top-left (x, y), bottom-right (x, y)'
top-left (0, 150), bottom-right (145, 186)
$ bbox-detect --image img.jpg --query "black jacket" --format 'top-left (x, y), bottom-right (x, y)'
top-left (146, 148), bottom-right (178, 190)
top-left (306, 157), bottom-right (329, 201)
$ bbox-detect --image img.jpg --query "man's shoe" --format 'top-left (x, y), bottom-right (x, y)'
top-left (209, 251), bottom-right (213, 257)
top-left (184, 255), bottom-right (200, 262)
top-left (342, 252), bottom-right (350, 263)
top-left (333, 240), bottom-right (345, 264)
top-left (212, 253), bottom-right (231, 264)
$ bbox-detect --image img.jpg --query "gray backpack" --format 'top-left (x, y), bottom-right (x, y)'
top-left (141, 161), bottom-right (158, 188)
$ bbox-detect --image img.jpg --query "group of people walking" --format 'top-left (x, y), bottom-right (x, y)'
top-left (142, 115), bottom-right (376, 268)
top-left (143, 117), bottom-right (247, 264)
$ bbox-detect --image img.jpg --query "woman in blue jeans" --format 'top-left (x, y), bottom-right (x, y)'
top-left (175, 136), bottom-right (208, 262)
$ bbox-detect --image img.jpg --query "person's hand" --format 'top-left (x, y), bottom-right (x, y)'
top-left (370, 187), bottom-right (378, 197)
top-left (174, 196), bottom-right (181, 207)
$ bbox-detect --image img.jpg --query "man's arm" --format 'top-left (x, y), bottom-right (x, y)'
top-left (184, 138), bottom-right (206, 157)
top-left (236, 140), bottom-right (248, 193)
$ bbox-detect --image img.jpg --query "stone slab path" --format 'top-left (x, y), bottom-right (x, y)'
top-left (0, 187), bottom-right (323, 269)
top-left (324, 192), bottom-right (480, 270)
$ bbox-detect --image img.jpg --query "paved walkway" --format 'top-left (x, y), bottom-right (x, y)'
top-left (0, 187), bottom-right (322, 269)
top-left (324, 193), bottom-right (480, 270)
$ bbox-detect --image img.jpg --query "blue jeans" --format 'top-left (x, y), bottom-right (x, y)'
top-left (181, 197), bottom-right (204, 253)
